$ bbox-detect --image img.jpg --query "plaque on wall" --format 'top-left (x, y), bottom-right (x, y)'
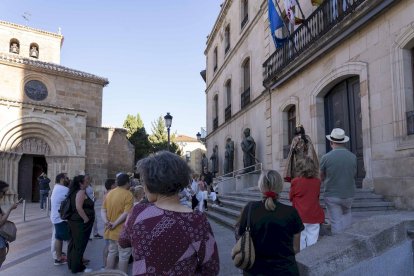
top-left (24, 80), bottom-right (48, 101)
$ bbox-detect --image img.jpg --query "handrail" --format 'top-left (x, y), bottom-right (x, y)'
top-left (215, 163), bottom-right (263, 183)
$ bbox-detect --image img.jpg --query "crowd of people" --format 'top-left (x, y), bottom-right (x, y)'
top-left (0, 126), bottom-right (356, 275)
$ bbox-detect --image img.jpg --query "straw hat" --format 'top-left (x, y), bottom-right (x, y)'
top-left (326, 128), bottom-right (349, 143)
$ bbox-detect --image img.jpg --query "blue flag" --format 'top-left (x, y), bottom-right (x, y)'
top-left (268, 0), bottom-right (286, 48)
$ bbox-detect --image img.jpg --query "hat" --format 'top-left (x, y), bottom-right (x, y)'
top-left (326, 128), bottom-right (349, 143)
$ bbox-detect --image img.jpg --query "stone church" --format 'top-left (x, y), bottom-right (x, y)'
top-left (0, 21), bottom-right (134, 203)
top-left (204, 0), bottom-right (414, 209)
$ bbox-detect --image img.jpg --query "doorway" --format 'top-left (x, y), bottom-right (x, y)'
top-left (324, 77), bottom-right (365, 188)
top-left (18, 154), bottom-right (47, 202)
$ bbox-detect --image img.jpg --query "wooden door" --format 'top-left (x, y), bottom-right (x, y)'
top-left (324, 77), bottom-right (365, 188)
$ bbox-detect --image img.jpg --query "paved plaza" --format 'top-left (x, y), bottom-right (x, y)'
top-left (0, 201), bottom-right (241, 275)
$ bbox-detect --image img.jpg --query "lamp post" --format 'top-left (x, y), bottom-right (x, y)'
top-left (196, 132), bottom-right (201, 142)
top-left (164, 112), bottom-right (173, 151)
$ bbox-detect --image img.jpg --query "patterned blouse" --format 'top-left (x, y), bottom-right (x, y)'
top-left (119, 203), bottom-right (220, 276)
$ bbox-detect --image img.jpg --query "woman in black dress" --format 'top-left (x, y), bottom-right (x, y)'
top-left (67, 175), bottom-right (95, 273)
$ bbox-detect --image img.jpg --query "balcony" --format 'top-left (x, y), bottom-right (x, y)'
top-left (225, 105), bottom-right (232, 122)
top-left (213, 117), bottom-right (218, 131)
top-left (263, 0), bottom-right (396, 87)
top-left (241, 88), bottom-right (250, 109)
top-left (241, 15), bottom-right (248, 29)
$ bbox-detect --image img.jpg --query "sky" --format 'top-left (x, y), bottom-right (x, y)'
top-left (0, 0), bottom-right (223, 137)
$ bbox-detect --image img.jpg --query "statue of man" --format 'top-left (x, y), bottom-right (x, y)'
top-left (210, 146), bottom-right (218, 176)
top-left (201, 153), bottom-right (209, 172)
top-left (224, 138), bottom-right (234, 174)
top-left (241, 128), bottom-right (256, 173)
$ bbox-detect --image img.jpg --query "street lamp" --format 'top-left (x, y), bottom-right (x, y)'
top-left (196, 132), bottom-right (202, 141)
top-left (164, 112), bottom-right (173, 151)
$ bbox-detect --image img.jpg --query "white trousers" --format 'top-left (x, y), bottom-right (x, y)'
top-left (300, 223), bottom-right (320, 250)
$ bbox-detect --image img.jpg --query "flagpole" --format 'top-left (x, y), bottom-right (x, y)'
top-left (273, 0), bottom-right (298, 53)
top-left (294, 0), bottom-right (314, 39)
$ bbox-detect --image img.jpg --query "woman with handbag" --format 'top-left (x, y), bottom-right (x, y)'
top-left (235, 170), bottom-right (304, 275)
top-left (66, 175), bottom-right (95, 273)
top-left (0, 180), bottom-right (20, 268)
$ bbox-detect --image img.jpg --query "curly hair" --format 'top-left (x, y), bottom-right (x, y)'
top-left (136, 151), bottom-right (192, 196)
top-left (296, 156), bottom-right (319, 178)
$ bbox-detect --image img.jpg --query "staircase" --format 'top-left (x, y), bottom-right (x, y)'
top-left (206, 187), bottom-right (396, 230)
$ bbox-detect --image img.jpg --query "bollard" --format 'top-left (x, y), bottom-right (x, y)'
top-left (23, 199), bottom-right (26, 222)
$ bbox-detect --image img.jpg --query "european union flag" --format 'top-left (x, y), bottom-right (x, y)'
top-left (268, 0), bottom-right (287, 48)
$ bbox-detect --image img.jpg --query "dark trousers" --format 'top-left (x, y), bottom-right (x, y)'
top-left (191, 196), bottom-right (199, 210)
top-left (67, 218), bottom-right (94, 273)
top-left (39, 190), bottom-right (49, 209)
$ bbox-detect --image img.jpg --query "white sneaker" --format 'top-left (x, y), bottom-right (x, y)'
top-left (212, 204), bottom-right (218, 207)
top-left (83, 268), bottom-right (93, 273)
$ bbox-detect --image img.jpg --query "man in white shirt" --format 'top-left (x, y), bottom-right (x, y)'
top-left (50, 173), bottom-right (70, 265)
top-left (85, 174), bottom-right (103, 240)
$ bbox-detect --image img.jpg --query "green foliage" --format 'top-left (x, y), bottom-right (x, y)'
top-left (123, 114), bottom-right (181, 162)
top-left (148, 116), bottom-right (181, 155)
top-left (123, 113), bottom-right (151, 162)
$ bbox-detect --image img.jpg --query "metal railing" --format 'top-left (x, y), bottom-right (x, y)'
top-left (263, 0), bottom-right (365, 84)
top-left (225, 105), bottom-right (232, 121)
top-left (241, 88), bottom-right (250, 109)
top-left (213, 117), bottom-right (219, 131)
top-left (215, 162), bottom-right (263, 183)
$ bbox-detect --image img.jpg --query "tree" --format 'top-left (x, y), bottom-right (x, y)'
top-left (148, 116), bottom-right (181, 155)
top-left (123, 113), bottom-right (152, 162)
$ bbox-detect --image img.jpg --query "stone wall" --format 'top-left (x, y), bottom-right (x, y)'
top-left (85, 126), bottom-right (134, 199)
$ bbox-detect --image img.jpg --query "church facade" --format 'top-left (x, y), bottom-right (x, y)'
top-left (0, 21), bottom-right (134, 203)
top-left (204, 0), bottom-right (414, 209)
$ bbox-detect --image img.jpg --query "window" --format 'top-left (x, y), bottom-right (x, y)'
top-left (284, 105), bottom-right (296, 158)
top-left (9, 39), bottom-right (20, 54)
top-left (213, 47), bottom-right (218, 72)
top-left (225, 80), bottom-right (232, 121)
top-left (241, 58), bottom-right (251, 109)
top-left (241, 0), bottom-right (249, 29)
top-left (213, 95), bottom-right (219, 130)
top-left (408, 47), bottom-right (414, 135)
top-left (29, 43), bottom-right (39, 58)
top-left (225, 25), bottom-right (230, 54)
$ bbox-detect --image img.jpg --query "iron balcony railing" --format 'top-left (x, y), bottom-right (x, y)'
top-left (241, 15), bottom-right (249, 29)
top-left (263, 0), bottom-right (365, 84)
top-left (225, 105), bottom-right (232, 121)
top-left (241, 88), bottom-right (251, 109)
top-left (213, 117), bottom-right (219, 131)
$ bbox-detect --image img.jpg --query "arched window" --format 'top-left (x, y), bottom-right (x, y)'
top-left (284, 105), bottom-right (296, 158)
top-left (241, 0), bottom-right (249, 29)
top-left (29, 43), bottom-right (39, 58)
top-left (213, 94), bottom-right (219, 130)
top-left (213, 47), bottom-right (218, 72)
top-left (241, 58), bottom-right (250, 108)
top-left (9, 39), bottom-right (20, 54)
top-left (225, 80), bottom-right (232, 121)
top-left (224, 25), bottom-right (230, 54)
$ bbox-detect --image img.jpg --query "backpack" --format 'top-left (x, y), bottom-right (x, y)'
top-left (59, 191), bottom-right (74, 220)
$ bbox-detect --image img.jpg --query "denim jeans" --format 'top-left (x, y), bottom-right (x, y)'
top-left (324, 196), bottom-right (353, 234)
top-left (40, 190), bottom-right (49, 209)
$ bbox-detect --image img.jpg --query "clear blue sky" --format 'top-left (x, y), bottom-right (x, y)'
top-left (1, 0), bottom-right (223, 137)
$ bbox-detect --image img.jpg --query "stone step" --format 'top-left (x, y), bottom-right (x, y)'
top-left (205, 209), bottom-right (237, 230)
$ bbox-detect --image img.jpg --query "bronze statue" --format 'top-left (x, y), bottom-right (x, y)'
top-left (201, 153), bottom-right (208, 172)
top-left (210, 145), bottom-right (218, 176)
top-left (241, 128), bottom-right (256, 173)
top-left (224, 138), bottom-right (234, 174)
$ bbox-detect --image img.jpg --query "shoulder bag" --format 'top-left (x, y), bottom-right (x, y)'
top-left (0, 220), bottom-right (17, 242)
top-left (231, 202), bottom-right (255, 270)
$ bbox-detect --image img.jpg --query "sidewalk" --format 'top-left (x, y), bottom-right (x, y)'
top-left (0, 202), bottom-right (240, 275)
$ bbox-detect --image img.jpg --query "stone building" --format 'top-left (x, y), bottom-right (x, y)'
top-left (0, 21), bottom-right (134, 203)
top-left (175, 134), bottom-right (206, 174)
top-left (204, 0), bottom-right (414, 209)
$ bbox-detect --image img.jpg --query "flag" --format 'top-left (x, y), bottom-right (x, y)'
top-left (281, 9), bottom-right (304, 25)
top-left (311, 0), bottom-right (324, 6)
top-left (268, 0), bottom-right (286, 48)
top-left (284, 0), bottom-right (297, 25)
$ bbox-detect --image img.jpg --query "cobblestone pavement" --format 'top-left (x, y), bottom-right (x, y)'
top-left (0, 201), bottom-right (241, 275)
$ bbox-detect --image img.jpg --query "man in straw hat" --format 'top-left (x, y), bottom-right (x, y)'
top-left (320, 128), bottom-right (357, 234)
